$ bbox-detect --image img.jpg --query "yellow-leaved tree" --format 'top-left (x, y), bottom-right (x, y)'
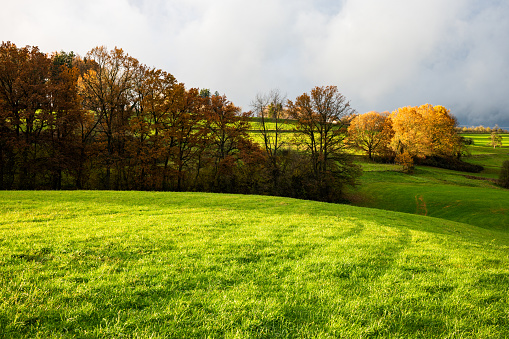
top-left (390, 106), bottom-right (431, 158)
top-left (389, 104), bottom-right (465, 172)
top-left (348, 111), bottom-right (394, 160)
top-left (419, 104), bottom-right (462, 157)
top-left (390, 104), bottom-right (462, 159)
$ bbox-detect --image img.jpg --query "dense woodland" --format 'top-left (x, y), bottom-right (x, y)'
top-left (0, 42), bottom-right (480, 201)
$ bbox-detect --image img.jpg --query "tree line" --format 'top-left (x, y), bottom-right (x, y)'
top-left (0, 42), bottom-right (359, 202)
top-left (458, 125), bottom-right (508, 134)
top-left (2, 41), bottom-right (485, 199)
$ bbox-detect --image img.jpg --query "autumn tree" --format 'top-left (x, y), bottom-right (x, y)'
top-left (0, 42), bottom-right (55, 188)
top-left (124, 63), bottom-right (152, 189)
top-left (79, 46), bottom-right (140, 189)
top-left (0, 41), bottom-right (22, 188)
top-left (390, 104), bottom-right (462, 158)
top-left (348, 111), bottom-right (393, 160)
top-left (251, 89), bottom-right (288, 193)
top-left (490, 130), bottom-right (503, 149)
top-left (390, 106), bottom-right (430, 158)
top-left (127, 66), bottom-right (177, 190)
top-left (160, 85), bottom-right (207, 191)
top-left (390, 104), bottom-right (474, 172)
top-left (18, 47), bottom-right (54, 188)
top-left (288, 85), bottom-right (359, 201)
top-left (419, 104), bottom-right (462, 157)
top-left (203, 94), bottom-right (252, 192)
top-left (43, 51), bottom-right (85, 189)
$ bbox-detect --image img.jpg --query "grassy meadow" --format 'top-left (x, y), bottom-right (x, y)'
top-left (347, 133), bottom-right (509, 229)
top-left (248, 119), bottom-right (298, 147)
top-left (349, 163), bottom-right (509, 230)
top-left (1, 191), bottom-right (509, 338)
top-left (462, 133), bottom-right (509, 179)
top-left (1, 131), bottom-right (509, 337)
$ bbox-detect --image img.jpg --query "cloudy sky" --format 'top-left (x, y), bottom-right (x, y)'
top-left (2, 0), bottom-right (509, 126)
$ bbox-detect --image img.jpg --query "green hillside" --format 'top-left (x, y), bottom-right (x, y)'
top-left (462, 133), bottom-right (509, 179)
top-left (348, 133), bottom-right (509, 230)
top-left (350, 163), bottom-right (509, 230)
top-left (1, 191), bottom-right (508, 338)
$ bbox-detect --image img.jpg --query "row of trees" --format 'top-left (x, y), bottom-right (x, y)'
top-left (458, 125), bottom-right (508, 134)
top-left (0, 42), bottom-right (359, 201)
top-left (4, 41), bottom-right (492, 197)
top-left (0, 42), bottom-right (256, 192)
top-left (252, 88), bottom-right (359, 201)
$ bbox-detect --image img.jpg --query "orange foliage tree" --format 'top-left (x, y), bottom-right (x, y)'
top-left (419, 104), bottom-right (462, 157)
top-left (203, 93), bottom-right (253, 192)
top-left (160, 85), bottom-right (208, 191)
top-left (0, 41), bottom-right (29, 188)
top-left (347, 111), bottom-right (394, 160)
top-left (46, 51), bottom-right (84, 189)
top-left (127, 66), bottom-right (177, 190)
top-left (390, 104), bottom-right (462, 160)
top-left (79, 46), bottom-right (141, 189)
top-left (288, 85), bottom-right (359, 201)
top-left (390, 106), bottom-right (430, 158)
top-left (0, 42), bottom-right (80, 189)
top-left (388, 104), bottom-right (471, 174)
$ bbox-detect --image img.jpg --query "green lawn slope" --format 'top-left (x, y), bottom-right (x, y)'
top-left (350, 163), bottom-right (509, 231)
top-left (462, 133), bottom-right (509, 179)
top-left (1, 191), bottom-right (508, 338)
top-left (348, 134), bottom-right (509, 230)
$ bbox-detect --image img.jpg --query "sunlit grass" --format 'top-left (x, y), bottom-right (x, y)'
top-left (461, 133), bottom-right (509, 148)
top-left (460, 133), bottom-right (509, 178)
top-left (350, 147), bottom-right (509, 231)
top-left (1, 191), bottom-right (508, 338)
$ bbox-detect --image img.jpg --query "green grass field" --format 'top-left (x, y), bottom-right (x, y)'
top-left (1, 131), bottom-right (509, 337)
top-left (1, 191), bottom-right (508, 338)
top-left (461, 134), bottom-right (509, 179)
top-left (347, 133), bottom-right (509, 229)
top-left (248, 119), bottom-right (298, 147)
top-left (349, 164), bottom-right (509, 230)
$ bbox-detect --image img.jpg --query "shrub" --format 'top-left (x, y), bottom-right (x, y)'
top-left (461, 137), bottom-right (474, 146)
top-left (499, 160), bottom-right (509, 188)
top-left (395, 152), bottom-right (414, 173)
top-left (417, 156), bottom-right (484, 173)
